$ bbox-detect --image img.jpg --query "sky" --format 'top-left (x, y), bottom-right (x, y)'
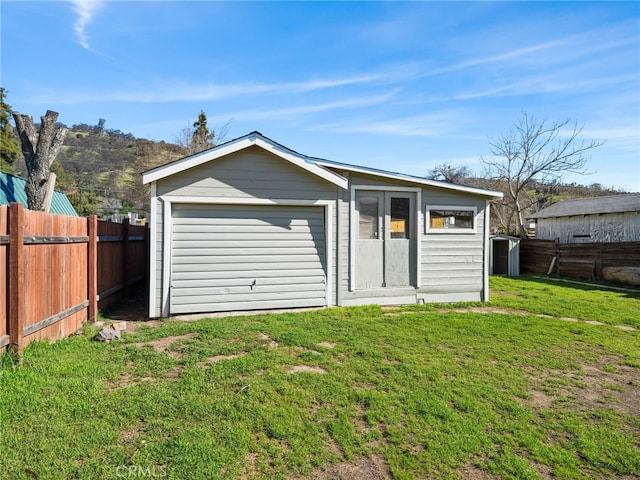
top-left (1, 1), bottom-right (639, 192)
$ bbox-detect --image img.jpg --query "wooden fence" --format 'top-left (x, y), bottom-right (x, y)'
top-left (520, 239), bottom-right (640, 285)
top-left (97, 218), bottom-right (148, 309)
top-left (1, 203), bottom-right (148, 353)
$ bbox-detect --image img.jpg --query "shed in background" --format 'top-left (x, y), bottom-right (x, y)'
top-left (528, 193), bottom-right (640, 243)
top-left (489, 235), bottom-right (520, 276)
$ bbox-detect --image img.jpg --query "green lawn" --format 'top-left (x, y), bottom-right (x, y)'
top-left (1, 276), bottom-right (639, 479)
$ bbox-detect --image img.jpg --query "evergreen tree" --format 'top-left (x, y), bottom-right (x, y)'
top-left (190, 110), bottom-right (216, 153)
top-left (0, 88), bottom-right (21, 173)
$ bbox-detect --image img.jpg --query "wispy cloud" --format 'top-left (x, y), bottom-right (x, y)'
top-left (312, 111), bottom-right (471, 138)
top-left (28, 73), bottom-right (392, 104)
top-left (452, 72), bottom-right (638, 101)
top-left (70, 0), bottom-right (103, 50)
top-left (428, 40), bottom-right (565, 76)
top-left (212, 91), bottom-right (400, 123)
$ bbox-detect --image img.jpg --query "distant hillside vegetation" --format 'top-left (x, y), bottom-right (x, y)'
top-left (13, 123), bottom-right (185, 217)
top-left (11, 122), bottom-right (627, 222)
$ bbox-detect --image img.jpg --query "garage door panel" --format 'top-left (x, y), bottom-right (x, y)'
top-left (171, 267), bottom-right (323, 280)
top-left (170, 204), bottom-right (326, 314)
top-left (172, 254), bottom-right (324, 265)
top-left (172, 260), bottom-right (323, 272)
top-left (171, 275), bottom-right (327, 289)
top-left (173, 225), bottom-right (324, 240)
top-left (171, 283), bottom-right (326, 300)
top-left (171, 297), bottom-right (325, 314)
top-left (172, 289), bottom-right (326, 305)
top-left (172, 246), bottom-right (322, 258)
top-left (171, 239), bottom-right (320, 249)
top-left (172, 215), bottom-right (325, 226)
top-left (173, 205), bottom-right (316, 218)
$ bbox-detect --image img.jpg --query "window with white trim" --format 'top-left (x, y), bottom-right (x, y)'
top-left (425, 206), bottom-right (477, 233)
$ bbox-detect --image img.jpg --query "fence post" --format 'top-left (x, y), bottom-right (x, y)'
top-left (88, 215), bottom-right (98, 322)
top-left (8, 203), bottom-right (24, 354)
top-left (554, 238), bottom-right (560, 277)
top-left (122, 218), bottom-right (130, 301)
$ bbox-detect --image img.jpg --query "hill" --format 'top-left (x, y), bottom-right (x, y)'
top-left (9, 122), bottom-right (627, 225)
top-left (13, 123), bottom-right (185, 217)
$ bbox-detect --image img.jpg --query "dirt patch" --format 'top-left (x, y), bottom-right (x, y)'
top-left (522, 355), bottom-right (640, 417)
top-left (258, 333), bottom-right (279, 349)
top-left (134, 333), bottom-right (196, 358)
top-left (294, 454), bottom-right (391, 480)
top-left (121, 320), bottom-right (164, 334)
top-left (524, 390), bottom-right (555, 410)
top-left (579, 359), bottom-right (640, 417)
top-left (318, 342), bottom-right (336, 349)
top-left (106, 373), bottom-right (155, 391)
top-left (448, 307), bottom-right (533, 316)
top-left (119, 425), bottom-right (141, 443)
top-left (165, 367), bottom-right (183, 380)
top-left (459, 462), bottom-right (493, 479)
top-left (615, 325), bottom-right (637, 331)
top-left (288, 365), bottom-right (327, 374)
top-left (240, 452), bottom-right (259, 480)
top-left (205, 353), bottom-right (246, 363)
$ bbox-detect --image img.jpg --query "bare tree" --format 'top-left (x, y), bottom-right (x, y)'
top-left (482, 111), bottom-right (604, 237)
top-left (12, 110), bottom-right (68, 211)
top-left (426, 162), bottom-right (472, 184)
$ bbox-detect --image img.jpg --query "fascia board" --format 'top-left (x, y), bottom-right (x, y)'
top-left (142, 133), bottom-right (348, 189)
top-left (315, 160), bottom-right (503, 199)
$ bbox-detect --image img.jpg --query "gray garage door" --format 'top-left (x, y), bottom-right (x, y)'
top-left (170, 204), bottom-right (326, 314)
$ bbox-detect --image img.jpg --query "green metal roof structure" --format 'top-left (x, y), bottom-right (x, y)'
top-left (0, 171), bottom-right (78, 216)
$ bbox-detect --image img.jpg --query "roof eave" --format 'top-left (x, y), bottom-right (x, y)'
top-left (315, 160), bottom-right (503, 199)
top-left (142, 132), bottom-right (348, 190)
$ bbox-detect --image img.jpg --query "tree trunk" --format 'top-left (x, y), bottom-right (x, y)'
top-left (12, 110), bottom-right (68, 211)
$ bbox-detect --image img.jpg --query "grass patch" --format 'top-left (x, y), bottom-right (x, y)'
top-left (488, 275), bottom-right (640, 328)
top-left (1, 279), bottom-right (639, 479)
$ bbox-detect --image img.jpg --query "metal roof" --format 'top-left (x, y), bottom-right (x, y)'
top-left (0, 171), bottom-right (79, 216)
top-left (142, 131), bottom-right (503, 199)
top-left (528, 193), bottom-right (640, 219)
top-left (313, 157), bottom-right (502, 199)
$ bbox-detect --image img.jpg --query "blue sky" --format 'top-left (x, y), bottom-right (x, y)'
top-left (2, 1), bottom-right (639, 191)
